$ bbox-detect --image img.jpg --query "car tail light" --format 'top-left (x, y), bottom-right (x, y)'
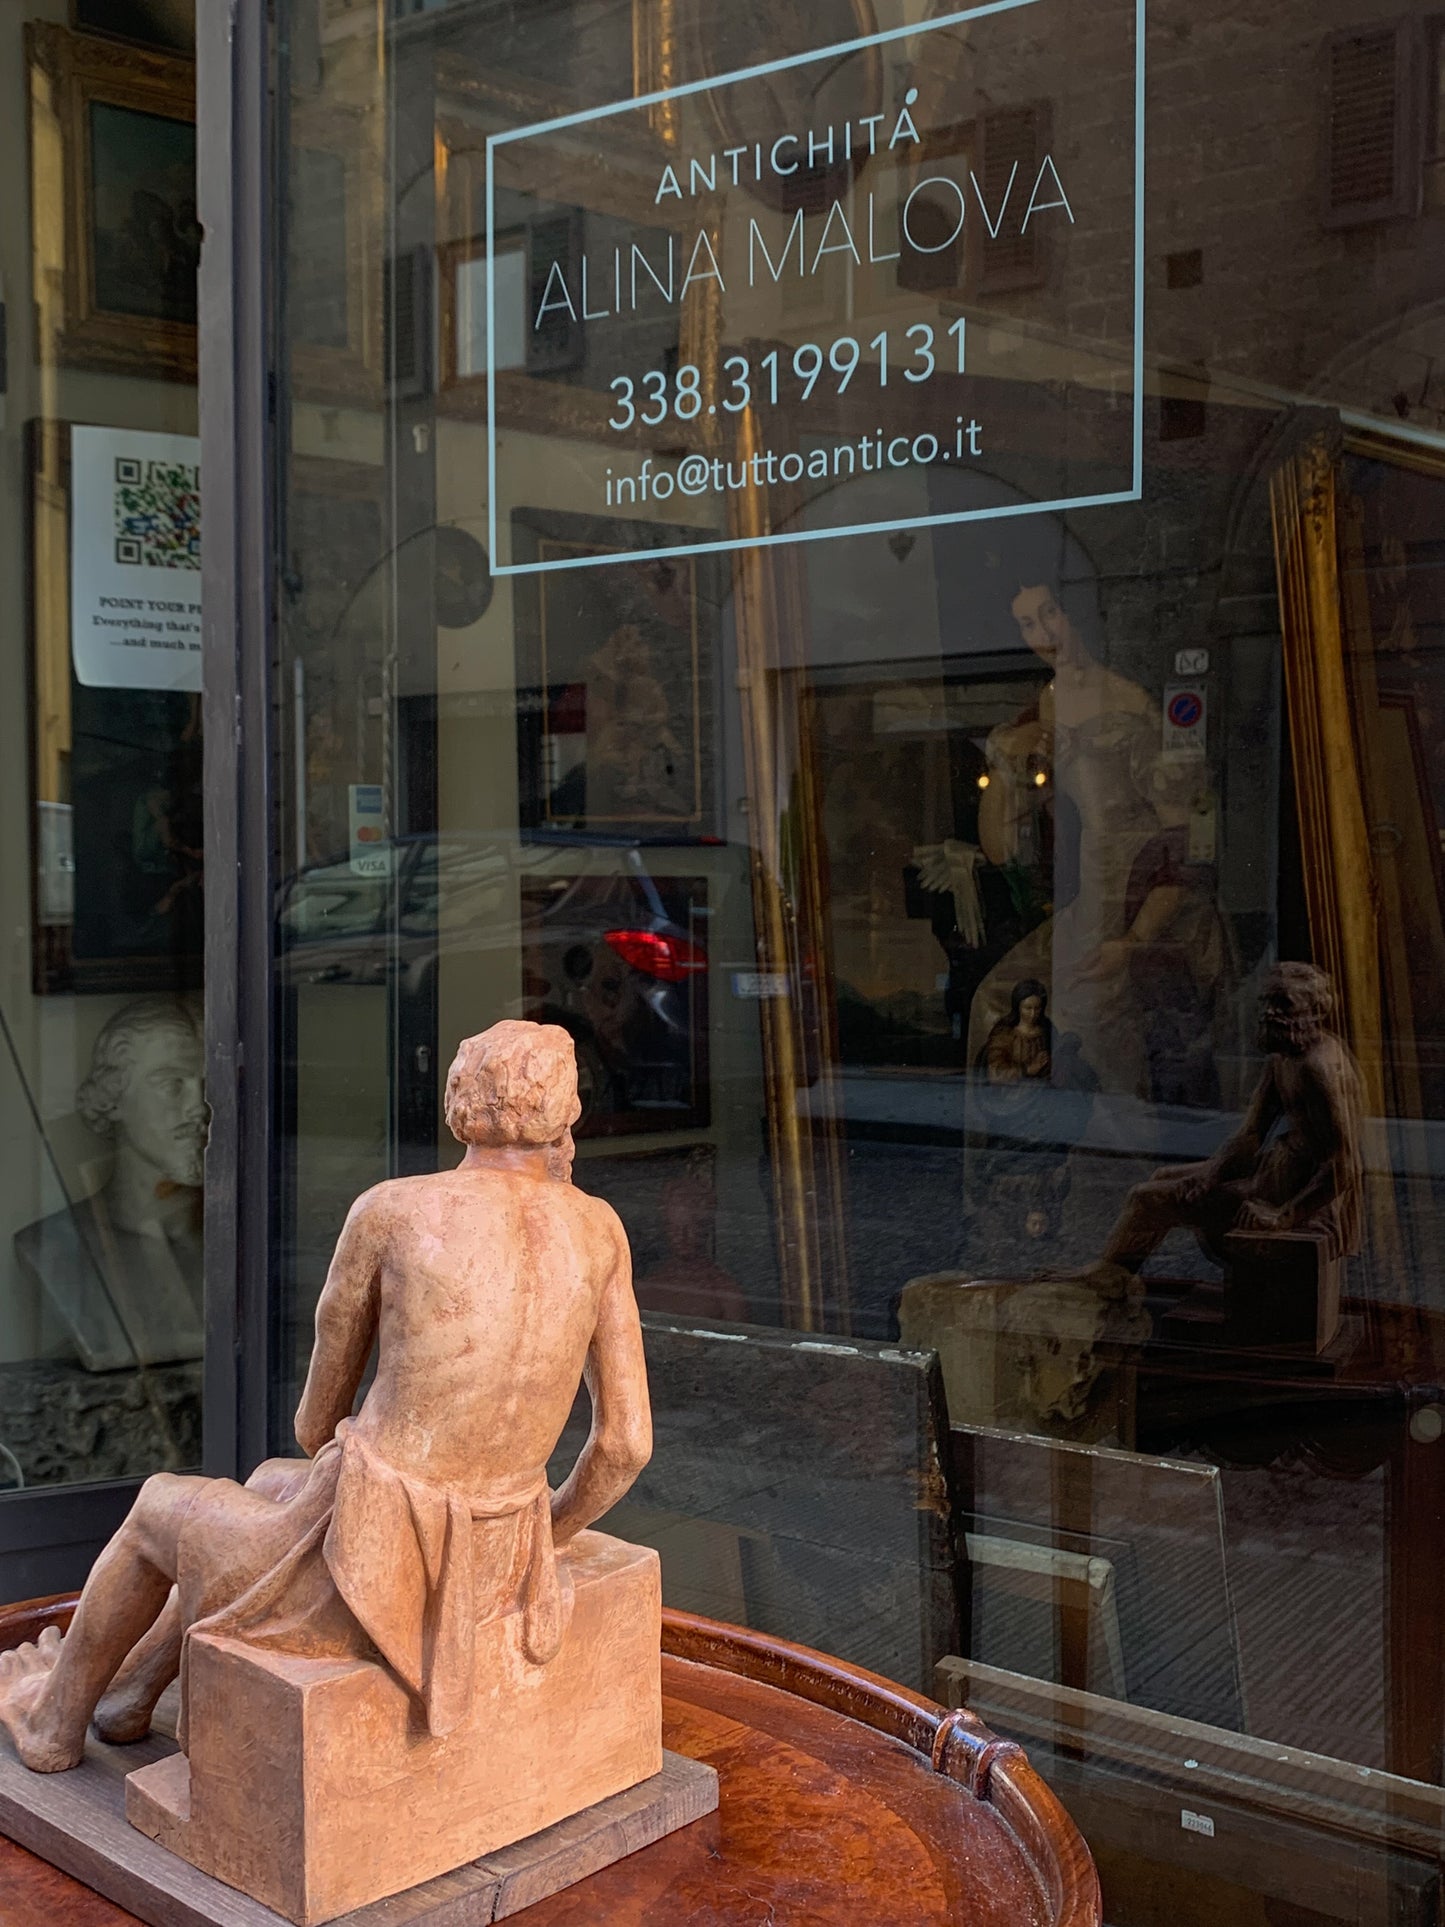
top-left (603, 929), bottom-right (707, 983)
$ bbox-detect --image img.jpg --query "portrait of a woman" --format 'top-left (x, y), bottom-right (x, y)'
top-left (967, 578), bottom-right (1232, 1107)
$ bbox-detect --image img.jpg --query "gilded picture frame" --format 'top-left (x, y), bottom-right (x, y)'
top-left (26, 21), bottom-right (197, 383)
top-left (287, 97), bottom-right (384, 404)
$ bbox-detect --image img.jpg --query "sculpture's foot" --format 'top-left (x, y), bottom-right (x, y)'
top-left (1078, 1260), bottom-right (1143, 1300)
top-left (1039, 1260), bottom-right (1138, 1300)
top-left (93, 1677), bottom-right (161, 1745)
top-left (93, 1594), bottom-right (182, 1744)
top-left (0, 1627), bottom-right (81, 1772)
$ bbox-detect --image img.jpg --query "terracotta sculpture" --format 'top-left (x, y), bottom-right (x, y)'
top-left (0, 1020), bottom-right (662, 1923)
top-left (1087, 962), bottom-right (1364, 1288)
top-left (898, 1274), bottom-right (1148, 1447)
top-left (14, 998), bottom-right (206, 1372)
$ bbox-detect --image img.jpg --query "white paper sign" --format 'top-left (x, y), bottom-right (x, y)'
top-left (732, 970), bottom-right (789, 1000)
top-left (70, 425), bottom-right (201, 691)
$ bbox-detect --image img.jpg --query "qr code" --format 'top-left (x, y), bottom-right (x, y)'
top-left (113, 456), bottom-right (201, 570)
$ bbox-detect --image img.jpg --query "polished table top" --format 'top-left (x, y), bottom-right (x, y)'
top-left (0, 1598), bottom-right (1099, 1926)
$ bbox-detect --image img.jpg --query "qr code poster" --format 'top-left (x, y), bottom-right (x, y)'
top-left (70, 424), bottom-right (202, 691)
top-left (113, 456), bottom-right (200, 570)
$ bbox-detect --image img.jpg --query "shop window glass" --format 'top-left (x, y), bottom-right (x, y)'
top-left (273, 1), bottom-right (1445, 1917)
top-left (0, 5), bottom-right (202, 1508)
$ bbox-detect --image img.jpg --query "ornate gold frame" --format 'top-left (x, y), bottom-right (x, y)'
top-left (1267, 426), bottom-right (1438, 1300)
top-left (287, 96), bottom-right (384, 404)
top-left (26, 21), bottom-right (197, 383)
top-left (729, 409), bottom-right (852, 1332)
top-left (1268, 433), bottom-right (1386, 1108)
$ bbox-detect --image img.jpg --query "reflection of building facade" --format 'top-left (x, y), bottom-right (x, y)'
top-left (4, 0), bottom-right (1445, 1921)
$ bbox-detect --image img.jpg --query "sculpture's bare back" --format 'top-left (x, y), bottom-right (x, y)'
top-left (301, 1167), bottom-right (645, 1519)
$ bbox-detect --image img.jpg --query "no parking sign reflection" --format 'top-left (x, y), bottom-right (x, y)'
top-left (1163, 681), bottom-right (1207, 756)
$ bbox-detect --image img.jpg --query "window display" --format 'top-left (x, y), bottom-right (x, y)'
top-left (263, 0), bottom-right (1445, 1918)
top-left (0, 8), bottom-right (201, 1534)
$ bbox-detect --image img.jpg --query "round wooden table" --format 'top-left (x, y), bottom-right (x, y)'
top-left (0, 1595), bottom-right (1100, 1926)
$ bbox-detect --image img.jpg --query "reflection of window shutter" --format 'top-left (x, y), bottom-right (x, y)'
top-left (384, 245), bottom-right (432, 399)
top-left (973, 103), bottom-right (1052, 294)
top-left (1323, 22), bottom-right (1423, 226)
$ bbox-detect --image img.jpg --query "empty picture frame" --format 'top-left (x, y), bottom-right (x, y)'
top-left (953, 1422), bottom-right (1246, 1732)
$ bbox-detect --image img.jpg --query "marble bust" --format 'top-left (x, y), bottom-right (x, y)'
top-left (15, 997), bottom-right (205, 1373)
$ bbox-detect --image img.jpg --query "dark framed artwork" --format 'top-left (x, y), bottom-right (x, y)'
top-left (517, 870), bottom-right (711, 1137)
top-left (286, 101), bottom-right (383, 402)
top-left (511, 507), bottom-right (720, 838)
top-left (70, 0), bottom-right (195, 56)
top-left (25, 23), bottom-right (197, 382)
top-left (28, 421), bottom-right (203, 995)
top-left (283, 456), bottom-right (387, 869)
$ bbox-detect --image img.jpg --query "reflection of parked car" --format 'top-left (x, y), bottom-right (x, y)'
top-left (276, 834), bottom-right (710, 1134)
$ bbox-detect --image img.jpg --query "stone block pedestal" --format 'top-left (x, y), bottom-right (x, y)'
top-left (127, 1531), bottom-right (664, 1925)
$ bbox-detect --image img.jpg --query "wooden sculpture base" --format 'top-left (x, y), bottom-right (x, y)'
top-left (0, 1730), bottom-right (717, 1927)
top-left (1161, 1229), bottom-right (1344, 1355)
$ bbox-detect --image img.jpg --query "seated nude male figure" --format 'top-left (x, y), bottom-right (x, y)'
top-left (1086, 961), bottom-right (1364, 1290)
top-left (0, 1020), bottom-right (651, 1772)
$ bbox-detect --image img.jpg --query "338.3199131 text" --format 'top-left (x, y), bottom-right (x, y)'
top-left (606, 319), bottom-right (968, 431)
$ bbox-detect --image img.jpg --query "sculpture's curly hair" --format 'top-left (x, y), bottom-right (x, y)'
top-left (77, 998), bottom-right (202, 1139)
top-left (1265, 960), bottom-right (1335, 1019)
top-left (444, 1020), bottom-right (581, 1148)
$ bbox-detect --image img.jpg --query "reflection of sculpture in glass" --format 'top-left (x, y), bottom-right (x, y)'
top-left (984, 978), bottom-right (1051, 1084)
top-left (968, 583), bottom-right (1230, 1104)
top-left (585, 623), bottom-right (688, 818)
top-left (0, 1021), bottom-right (661, 1923)
top-left (1085, 963), bottom-right (1364, 1289)
top-left (998, 1280), bottom-right (1151, 1442)
top-left (973, 981), bottom-right (1089, 1242)
top-left (14, 998), bottom-right (205, 1373)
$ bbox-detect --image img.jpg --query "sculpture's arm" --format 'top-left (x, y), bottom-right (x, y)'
top-left (1127, 881), bottom-right (1191, 944)
top-left (984, 1030), bottom-right (1023, 1082)
top-left (1213, 1064), bottom-right (1281, 1179)
top-left (550, 1213), bottom-right (652, 1548)
top-left (1171, 1065), bottom-right (1279, 1202)
top-left (294, 1191), bottom-right (384, 1457)
top-left (1253, 1057), bottom-right (1358, 1229)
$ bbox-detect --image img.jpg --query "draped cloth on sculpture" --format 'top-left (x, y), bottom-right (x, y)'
top-left (177, 1419), bottom-right (570, 1742)
top-left (324, 1421), bottom-right (569, 1735)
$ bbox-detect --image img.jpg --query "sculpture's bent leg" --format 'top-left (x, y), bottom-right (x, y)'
top-left (92, 1593), bottom-right (184, 1744)
top-left (93, 1456), bottom-right (313, 1746)
top-left (0, 1471), bottom-right (207, 1772)
top-left (1097, 1170), bottom-right (1235, 1274)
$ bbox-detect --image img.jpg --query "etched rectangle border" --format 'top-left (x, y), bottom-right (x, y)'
top-left (485, 0), bottom-right (1146, 578)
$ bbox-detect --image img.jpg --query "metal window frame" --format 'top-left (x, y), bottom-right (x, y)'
top-left (0, 0), bottom-right (272, 1600)
top-left (198, 0), bottom-right (275, 1484)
